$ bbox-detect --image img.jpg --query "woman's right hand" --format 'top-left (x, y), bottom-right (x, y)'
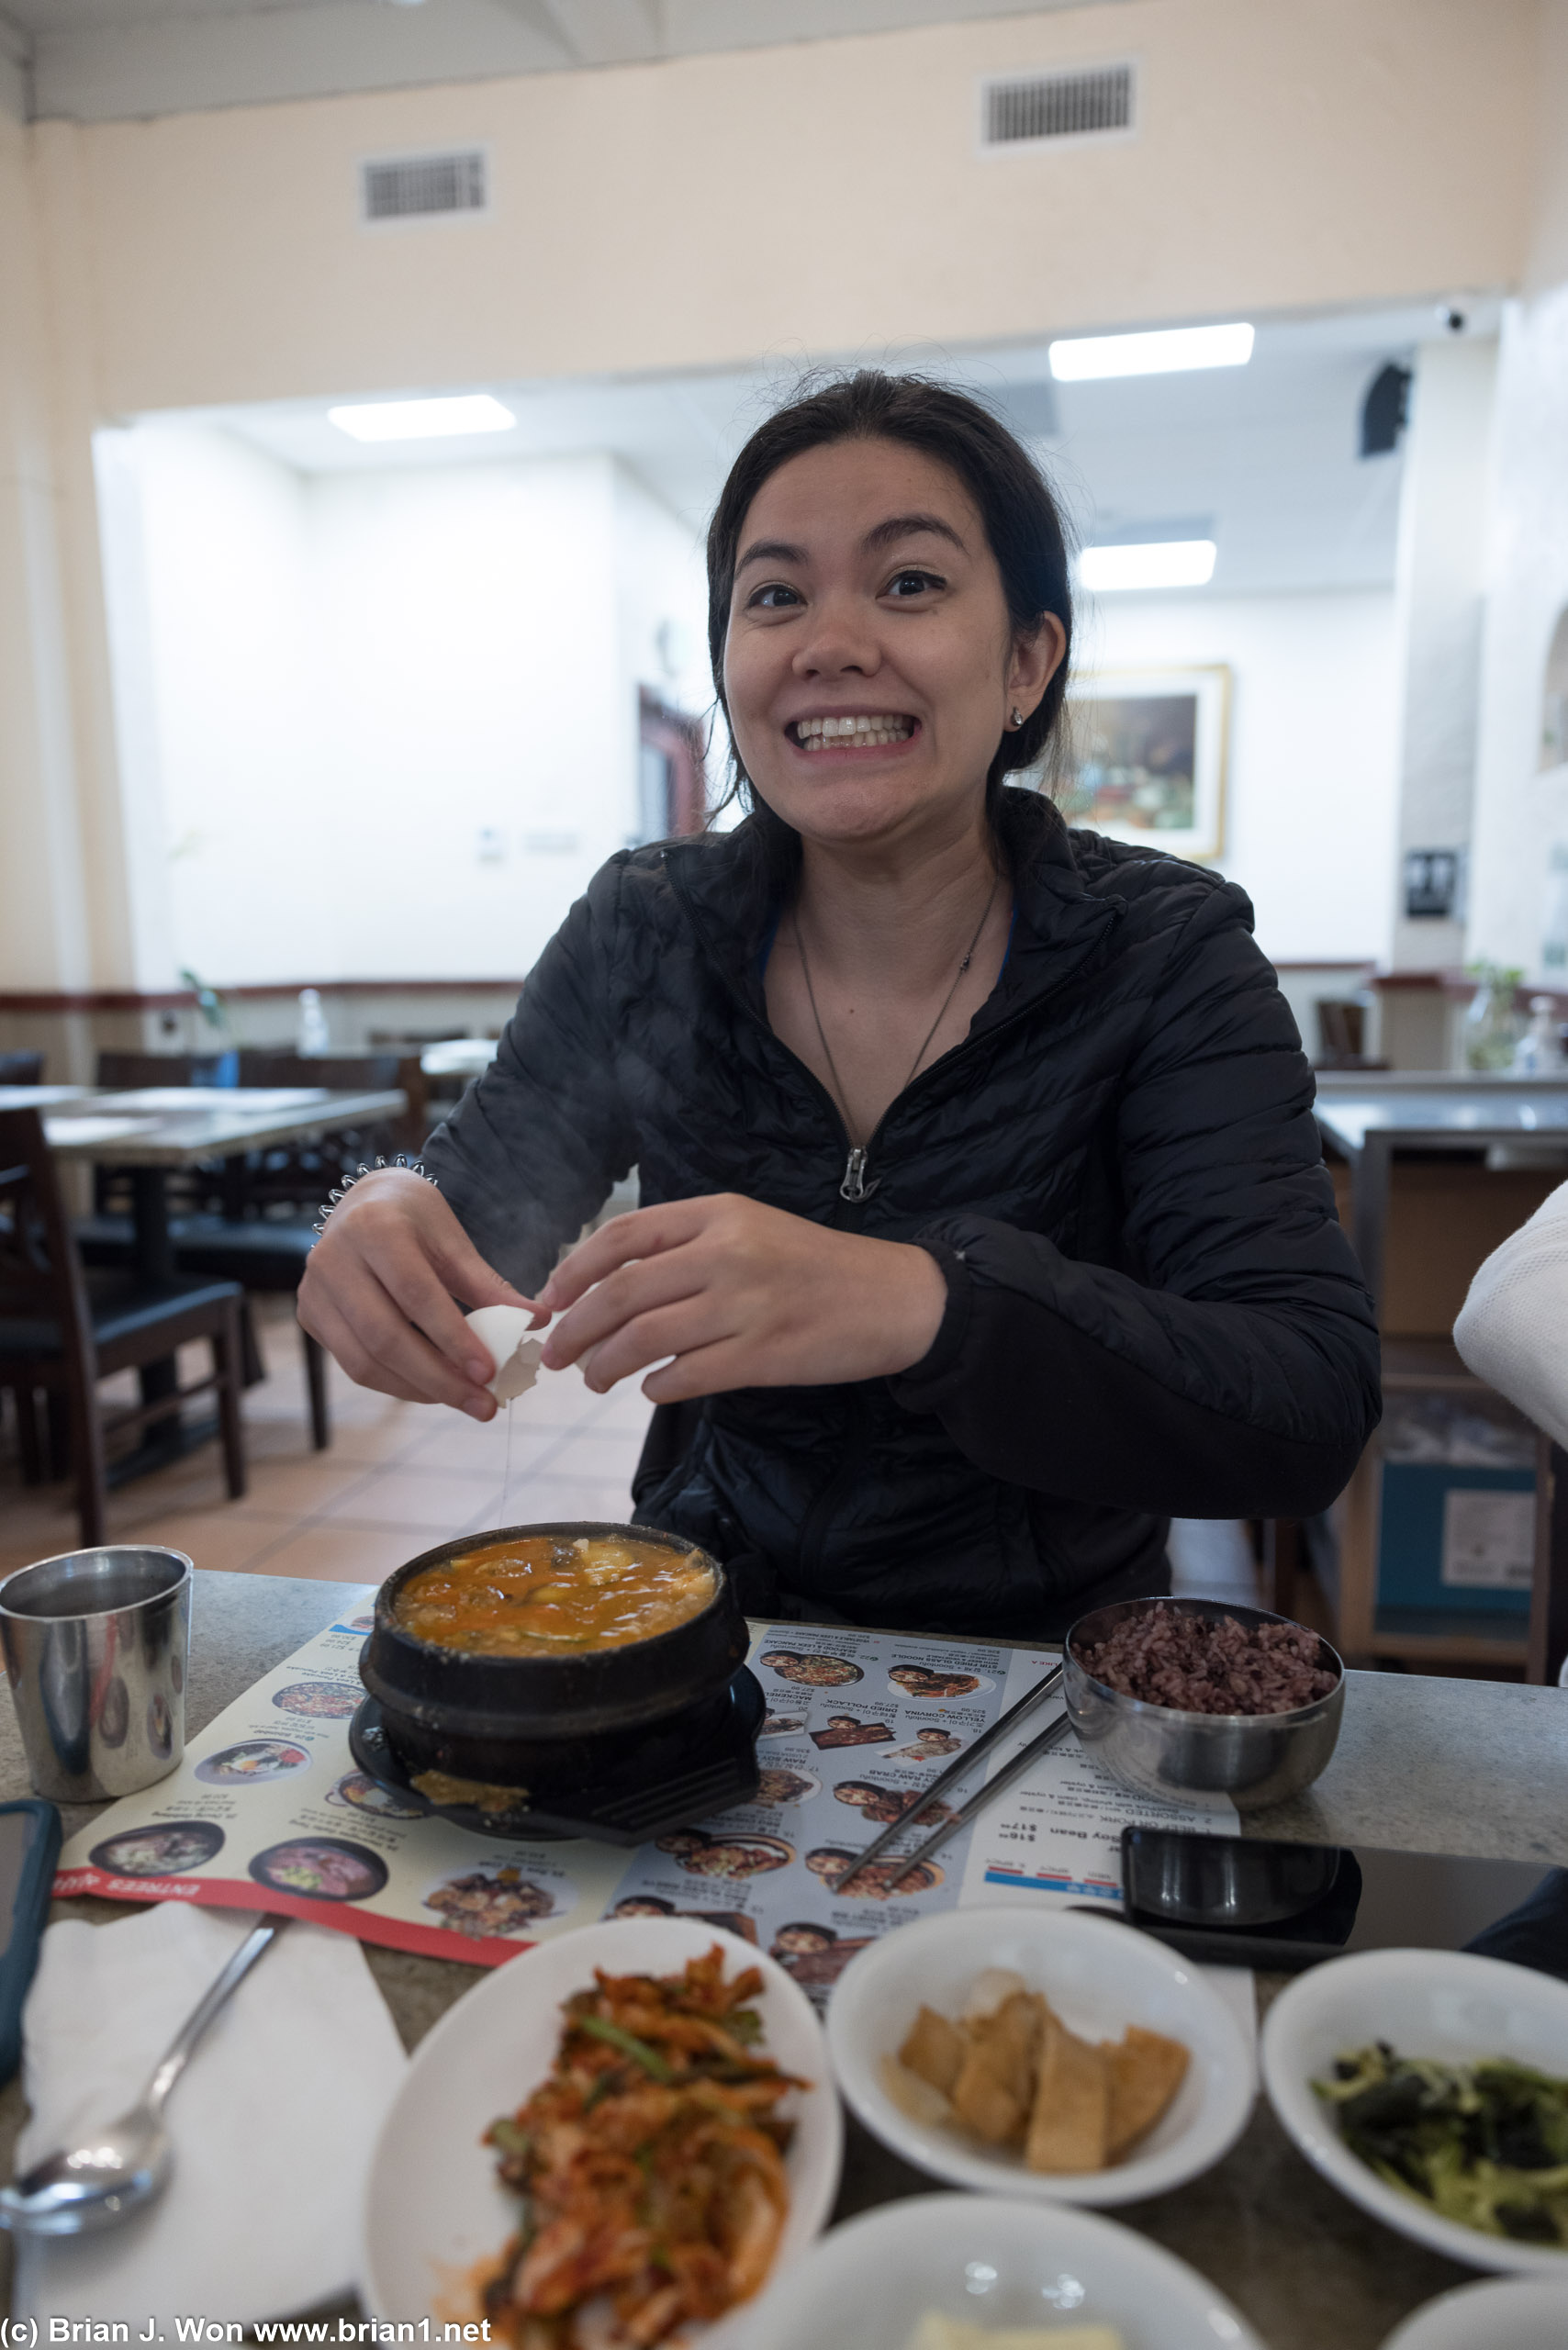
top-left (297, 1168), bottom-right (541, 1418)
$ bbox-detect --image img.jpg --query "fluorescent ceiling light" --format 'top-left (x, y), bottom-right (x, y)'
top-left (328, 394), bottom-right (516, 442)
top-left (1048, 323), bottom-right (1255, 381)
top-left (1079, 540), bottom-right (1217, 592)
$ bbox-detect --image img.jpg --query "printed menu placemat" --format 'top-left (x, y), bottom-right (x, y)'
top-left (55, 1596), bottom-right (1235, 1999)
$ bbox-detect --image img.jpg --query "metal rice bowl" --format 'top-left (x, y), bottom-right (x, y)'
top-left (1063, 1596), bottom-right (1346, 1813)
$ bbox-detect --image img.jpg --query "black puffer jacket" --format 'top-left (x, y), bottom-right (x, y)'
top-left (426, 788), bottom-right (1380, 1639)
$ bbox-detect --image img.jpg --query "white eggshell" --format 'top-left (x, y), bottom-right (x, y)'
top-left (463, 1304), bottom-right (544, 1403)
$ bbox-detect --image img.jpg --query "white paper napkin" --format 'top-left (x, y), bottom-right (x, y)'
top-left (13, 1903), bottom-right (407, 2328)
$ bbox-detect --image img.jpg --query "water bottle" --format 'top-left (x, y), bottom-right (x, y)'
top-left (296, 987), bottom-right (330, 1057)
top-left (1512, 996), bottom-right (1562, 1075)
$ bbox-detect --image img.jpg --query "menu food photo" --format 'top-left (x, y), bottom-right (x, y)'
top-left (54, 1602), bottom-right (1241, 1992)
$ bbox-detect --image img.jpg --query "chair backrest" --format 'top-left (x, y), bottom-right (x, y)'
top-left (96, 1050), bottom-right (230, 1090)
top-left (1316, 1001), bottom-right (1365, 1060)
top-left (0, 1110), bottom-right (95, 1362)
top-left (237, 1050), bottom-right (401, 1091)
top-left (0, 1051), bottom-right (43, 1086)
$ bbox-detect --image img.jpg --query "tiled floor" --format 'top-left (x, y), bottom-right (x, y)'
top-left (0, 1298), bottom-right (1263, 1603)
top-left (0, 1296), bottom-right (655, 1583)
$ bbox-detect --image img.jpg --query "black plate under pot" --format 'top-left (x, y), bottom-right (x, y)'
top-left (349, 1667), bottom-right (764, 1843)
top-left (358, 1519), bottom-right (753, 1804)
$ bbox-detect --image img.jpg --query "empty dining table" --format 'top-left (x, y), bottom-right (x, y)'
top-left (32, 1085), bottom-right (407, 1281)
top-left (13, 1084), bottom-right (406, 1477)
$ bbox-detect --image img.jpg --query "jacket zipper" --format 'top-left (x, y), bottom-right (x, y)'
top-left (661, 854), bottom-right (1119, 1583)
top-left (827, 909), bottom-right (1120, 1205)
top-left (841, 1146), bottom-right (876, 1203)
top-left (666, 854), bottom-right (1117, 1215)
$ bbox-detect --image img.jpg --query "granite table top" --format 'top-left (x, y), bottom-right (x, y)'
top-left (4, 1568), bottom-right (1566, 2348)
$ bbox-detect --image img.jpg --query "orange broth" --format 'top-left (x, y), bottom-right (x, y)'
top-left (394, 1534), bottom-right (714, 1657)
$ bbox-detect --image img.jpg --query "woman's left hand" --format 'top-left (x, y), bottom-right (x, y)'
top-left (535, 1193), bottom-right (948, 1402)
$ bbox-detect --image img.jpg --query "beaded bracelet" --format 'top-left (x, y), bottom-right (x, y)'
top-left (312, 1156), bottom-right (441, 1237)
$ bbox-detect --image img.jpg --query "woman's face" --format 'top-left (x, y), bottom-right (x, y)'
top-left (723, 437), bottom-right (1063, 855)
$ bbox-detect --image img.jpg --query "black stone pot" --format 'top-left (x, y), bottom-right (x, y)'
top-left (358, 1521), bottom-right (749, 1796)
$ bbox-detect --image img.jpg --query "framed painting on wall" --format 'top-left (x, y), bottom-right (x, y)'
top-left (1058, 665), bottom-right (1230, 863)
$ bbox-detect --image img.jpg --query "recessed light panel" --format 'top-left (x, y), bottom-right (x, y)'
top-left (328, 395), bottom-right (516, 442)
top-left (1078, 540), bottom-right (1217, 592)
top-left (1048, 324), bottom-right (1255, 382)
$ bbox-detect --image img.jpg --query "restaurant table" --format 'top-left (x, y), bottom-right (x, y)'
top-left (1313, 1084), bottom-right (1568, 1312)
top-left (4, 1570), bottom-right (1566, 2347)
top-left (34, 1086), bottom-right (408, 1285)
top-left (0, 1086), bottom-right (94, 1111)
top-left (24, 1086), bottom-right (404, 1476)
top-left (419, 1037), bottom-right (497, 1080)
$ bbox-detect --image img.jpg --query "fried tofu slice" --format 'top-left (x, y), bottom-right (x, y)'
top-left (1104, 2024), bottom-right (1189, 2160)
top-left (880, 2050), bottom-right (954, 2128)
top-left (903, 2324), bottom-right (1125, 2350)
top-left (1025, 2009), bottom-right (1110, 2173)
top-left (900, 2004), bottom-right (967, 2097)
top-left (951, 1991), bottom-right (1044, 2145)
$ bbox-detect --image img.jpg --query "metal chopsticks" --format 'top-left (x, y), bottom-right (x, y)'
top-left (832, 1659), bottom-right (1064, 1897)
top-left (867, 1706), bottom-right (1075, 1896)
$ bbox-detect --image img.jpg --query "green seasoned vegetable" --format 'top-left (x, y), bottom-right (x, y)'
top-left (574, 2012), bottom-right (676, 2080)
top-left (1315, 2041), bottom-right (1568, 2245)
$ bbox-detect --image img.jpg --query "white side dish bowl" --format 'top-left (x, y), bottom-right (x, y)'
top-left (360, 1916), bottom-right (842, 2322)
top-left (708, 2191), bottom-right (1266, 2350)
top-left (1381, 2275), bottom-right (1568, 2349)
top-left (1261, 1946), bottom-right (1568, 2277)
top-left (826, 1907), bottom-right (1255, 2206)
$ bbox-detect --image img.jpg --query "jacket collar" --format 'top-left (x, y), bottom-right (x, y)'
top-left (661, 788), bottom-right (1122, 1026)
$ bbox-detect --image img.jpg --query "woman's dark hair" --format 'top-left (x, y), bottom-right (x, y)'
top-left (705, 369), bottom-right (1074, 842)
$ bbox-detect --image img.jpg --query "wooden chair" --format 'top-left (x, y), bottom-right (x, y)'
top-left (237, 1049), bottom-right (427, 1165)
top-left (96, 1050), bottom-right (229, 1091)
top-left (0, 1108), bottom-right (246, 1547)
top-left (76, 1050), bottom-right (384, 1454)
top-left (93, 1051), bottom-right (234, 1219)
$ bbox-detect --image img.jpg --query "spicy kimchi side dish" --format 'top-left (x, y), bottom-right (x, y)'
top-left (481, 1946), bottom-right (804, 2347)
top-left (395, 1535), bottom-right (714, 1658)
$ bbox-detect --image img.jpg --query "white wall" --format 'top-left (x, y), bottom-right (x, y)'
top-left (312, 452), bottom-right (625, 982)
top-left (1081, 589), bottom-right (1400, 968)
top-left (613, 462), bottom-right (717, 773)
top-left (1467, 286), bottom-right (1568, 979)
top-left (1465, 3), bottom-right (1568, 983)
top-left (1387, 337), bottom-right (1499, 973)
top-left (96, 430), bottom-right (712, 987)
top-left (97, 420), bottom-right (326, 992)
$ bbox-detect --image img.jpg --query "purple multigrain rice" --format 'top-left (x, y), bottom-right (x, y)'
top-left (1073, 1604), bottom-right (1338, 1716)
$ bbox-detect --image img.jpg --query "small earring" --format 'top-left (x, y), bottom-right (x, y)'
top-left (1009, 706), bottom-right (1025, 729)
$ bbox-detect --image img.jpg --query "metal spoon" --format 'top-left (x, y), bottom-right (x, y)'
top-left (0, 1918), bottom-right (284, 2237)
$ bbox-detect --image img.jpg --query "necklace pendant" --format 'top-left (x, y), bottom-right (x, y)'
top-left (840, 1147), bottom-right (879, 1203)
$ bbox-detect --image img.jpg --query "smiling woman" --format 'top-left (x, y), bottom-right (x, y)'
top-left (297, 370), bottom-right (1380, 1639)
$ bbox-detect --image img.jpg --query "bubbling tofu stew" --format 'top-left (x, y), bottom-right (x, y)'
top-left (394, 1534), bottom-right (714, 1656)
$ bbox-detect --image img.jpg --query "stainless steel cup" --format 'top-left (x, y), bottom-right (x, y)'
top-left (0, 1548), bottom-right (192, 1801)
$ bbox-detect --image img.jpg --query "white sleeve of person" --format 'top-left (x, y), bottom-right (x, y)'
top-left (1454, 1176), bottom-right (1568, 1451)
top-left (464, 1304), bottom-right (544, 1402)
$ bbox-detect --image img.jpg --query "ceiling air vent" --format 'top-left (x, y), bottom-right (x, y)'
top-left (360, 149), bottom-right (487, 224)
top-left (981, 62), bottom-right (1136, 150)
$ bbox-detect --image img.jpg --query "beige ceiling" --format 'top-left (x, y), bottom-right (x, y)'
top-left (2, 0), bottom-right (1126, 122)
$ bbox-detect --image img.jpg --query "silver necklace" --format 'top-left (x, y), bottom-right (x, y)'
top-left (791, 873), bottom-right (1002, 1151)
